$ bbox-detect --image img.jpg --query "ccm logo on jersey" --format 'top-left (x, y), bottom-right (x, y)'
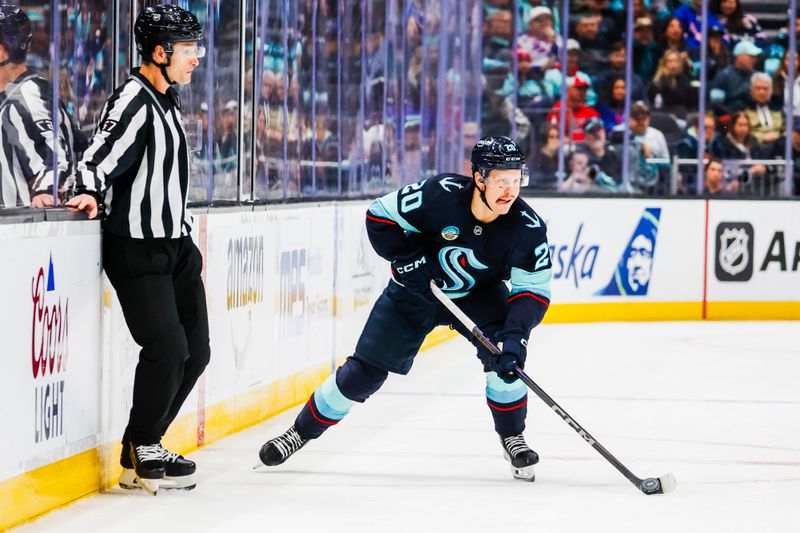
top-left (396, 256), bottom-right (427, 273)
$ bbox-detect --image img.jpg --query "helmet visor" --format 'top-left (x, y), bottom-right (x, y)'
top-left (484, 165), bottom-right (529, 188)
top-left (172, 42), bottom-right (206, 60)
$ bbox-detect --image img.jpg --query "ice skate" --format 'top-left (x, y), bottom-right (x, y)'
top-left (119, 443), bottom-right (165, 495)
top-left (500, 434), bottom-right (539, 482)
top-left (120, 442), bottom-right (196, 492)
top-left (158, 444), bottom-right (197, 489)
top-left (259, 426), bottom-right (307, 466)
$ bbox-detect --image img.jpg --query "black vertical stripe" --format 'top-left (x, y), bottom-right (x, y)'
top-left (160, 111), bottom-right (176, 237)
top-left (140, 128), bottom-right (155, 239)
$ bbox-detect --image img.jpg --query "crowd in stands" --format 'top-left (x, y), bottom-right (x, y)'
top-left (482, 0), bottom-right (800, 195)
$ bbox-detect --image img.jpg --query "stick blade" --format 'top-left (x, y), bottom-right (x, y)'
top-left (640, 473), bottom-right (677, 495)
top-left (659, 472), bottom-right (677, 493)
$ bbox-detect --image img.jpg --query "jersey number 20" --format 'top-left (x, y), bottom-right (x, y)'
top-left (399, 180), bottom-right (426, 214)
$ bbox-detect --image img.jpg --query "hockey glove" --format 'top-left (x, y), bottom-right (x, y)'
top-left (391, 250), bottom-right (442, 303)
top-left (495, 333), bottom-right (528, 384)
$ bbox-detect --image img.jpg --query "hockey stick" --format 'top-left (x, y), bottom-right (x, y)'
top-left (430, 282), bottom-right (676, 495)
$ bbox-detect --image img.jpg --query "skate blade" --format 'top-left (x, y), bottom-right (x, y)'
top-left (138, 476), bottom-right (160, 495)
top-left (120, 470), bottom-right (194, 493)
top-left (510, 464), bottom-right (536, 482)
top-left (503, 451), bottom-right (536, 482)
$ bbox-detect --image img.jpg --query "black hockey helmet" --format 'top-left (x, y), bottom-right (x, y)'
top-left (470, 136), bottom-right (529, 186)
top-left (134, 4), bottom-right (204, 61)
top-left (0, 5), bottom-right (32, 65)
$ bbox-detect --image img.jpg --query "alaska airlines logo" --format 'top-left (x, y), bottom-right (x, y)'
top-left (596, 208), bottom-right (661, 296)
top-left (439, 177), bottom-right (464, 192)
top-left (550, 223), bottom-right (599, 289)
top-left (521, 210), bottom-right (541, 229)
top-left (438, 246), bottom-right (488, 291)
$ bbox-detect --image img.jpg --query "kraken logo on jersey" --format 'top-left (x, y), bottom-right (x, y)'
top-left (438, 246), bottom-right (489, 292)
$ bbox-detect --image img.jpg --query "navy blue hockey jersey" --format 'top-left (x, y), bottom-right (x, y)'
top-left (365, 173), bottom-right (552, 337)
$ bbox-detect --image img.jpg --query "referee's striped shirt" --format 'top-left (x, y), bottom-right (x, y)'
top-left (0, 70), bottom-right (82, 208)
top-left (76, 70), bottom-right (193, 239)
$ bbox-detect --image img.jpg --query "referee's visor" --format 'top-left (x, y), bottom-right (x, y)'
top-left (171, 40), bottom-right (206, 60)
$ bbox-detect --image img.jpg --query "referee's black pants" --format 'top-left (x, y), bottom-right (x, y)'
top-left (103, 232), bottom-right (211, 446)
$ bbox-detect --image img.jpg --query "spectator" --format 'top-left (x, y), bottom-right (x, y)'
top-left (610, 101), bottom-right (669, 191)
top-left (579, 0), bottom-right (620, 38)
top-left (517, 6), bottom-right (559, 71)
top-left (699, 26), bottom-right (732, 81)
top-left (632, 17), bottom-right (661, 84)
top-left (547, 75), bottom-right (601, 143)
top-left (703, 158), bottom-right (739, 194)
top-left (743, 72), bottom-right (783, 147)
top-left (560, 149), bottom-right (594, 192)
top-left (710, 40), bottom-right (762, 116)
top-left (710, 110), bottom-right (769, 184)
top-left (625, 100), bottom-right (670, 160)
top-left (572, 13), bottom-right (609, 75)
top-left (648, 49), bottom-right (699, 119)
top-left (483, 9), bottom-right (513, 76)
top-left (770, 50), bottom-right (800, 118)
top-left (593, 41), bottom-right (647, 103)
top-left (583, 116), bottom-right (622, 182)
top-left (763, 16), bottom-right (800, 76)
top-left (676, 111), bottom-right (718, 192)
top-left (528, 123), bottom-right (560, 189)
top-left (658, 16), bottom-right (692, 65)
top-left (544, 39), bottom-right (598, 106)
top-left (674, 0), bottom-right (724, 49)
top-left (596, 75), bottom-right (626, 132)
top-left (711, 0), bottom-right (766, 48)
top-left (498, 49), bottom-right (552, 134)
top-left (560, 147), bottom-right (618, 193)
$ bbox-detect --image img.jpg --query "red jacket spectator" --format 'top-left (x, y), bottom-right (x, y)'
top-left (547, 76), bottom-right (600, 142)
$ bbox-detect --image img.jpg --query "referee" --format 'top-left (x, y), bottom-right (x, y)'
top-left (67, 5), bottom-right (209, 494)
top-left (0, 5), bottom-right (84, 208)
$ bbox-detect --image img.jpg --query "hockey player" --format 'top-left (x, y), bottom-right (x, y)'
top-left (0, 5), bottom-right (85, 208)
top-left (66, 5), bottom-right (209, 494)
top-left (259, 136), bottom-right (552, 481)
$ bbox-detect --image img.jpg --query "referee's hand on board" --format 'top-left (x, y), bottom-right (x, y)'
top-left (65, 194), bottom-right (99, 219)
top-left (31, 194), bottom-right (54, 208)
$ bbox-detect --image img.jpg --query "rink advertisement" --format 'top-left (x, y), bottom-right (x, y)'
top-left (526, 197), bottom-right (706, 321)
top-left (202, 206), bottom-right (336, 439)
top-left (2, 198), bottom-right (798, 530)
top-left (706, 200), bottom-right (800, 318)
top-left (0, 221), bottom-right (102, 486)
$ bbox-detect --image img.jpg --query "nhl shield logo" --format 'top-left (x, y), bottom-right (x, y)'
top-left (715, 222), bottom-right (754, 282)
top-left (441, 226), bottom-right (460, 241)
top-left (719, 228), bottom-right (749, 276)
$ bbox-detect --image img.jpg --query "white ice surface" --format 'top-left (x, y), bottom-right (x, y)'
top-left (16, 321), bottom-right (800, 533)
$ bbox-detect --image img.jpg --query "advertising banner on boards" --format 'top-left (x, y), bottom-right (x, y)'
top-left (0, 222), bottom-right (102, 482)
top-left (707, 200), bottom-right (800, 302)
top-left (527, 198), bottom-right (706, 304)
